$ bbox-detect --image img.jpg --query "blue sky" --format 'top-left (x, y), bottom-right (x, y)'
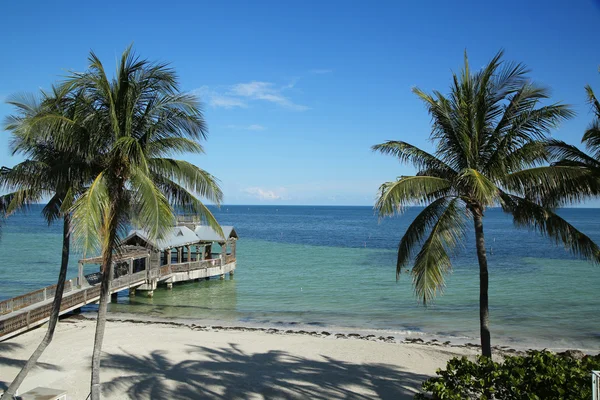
top-left (1, 0), bottom-right (599, 205)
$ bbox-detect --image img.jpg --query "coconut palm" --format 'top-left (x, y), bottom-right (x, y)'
top-left (1, 87), bottom-right (99, 399)
top-left (373, 51), bottom-right (600, 358)
top-left (58, 47), bottom-right (223, 399)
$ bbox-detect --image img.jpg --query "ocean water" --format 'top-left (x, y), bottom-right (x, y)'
top-left (1, 205), bottom-right (599, 350)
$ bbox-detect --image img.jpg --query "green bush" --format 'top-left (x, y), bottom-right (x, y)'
top-left (415, 350), bottom-right (600, 400)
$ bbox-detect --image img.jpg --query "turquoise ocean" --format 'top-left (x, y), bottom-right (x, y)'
top-left (1, 205), bottom-right (599, 351)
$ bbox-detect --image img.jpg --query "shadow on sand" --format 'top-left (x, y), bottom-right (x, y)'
top-left (102, 343), bottom-right (428, 399)
top-left (0, 343), bottom-right (62, 391)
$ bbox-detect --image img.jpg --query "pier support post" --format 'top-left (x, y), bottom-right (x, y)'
top-left (167, 282), bottom-right (173, 290)
top-left (78, 262), bottom-right (84, 287)
top-left (219, 274), bottom-right (225, 280)
top-left (111, 293), bottom-right (118, 302)
top-left (146, 290), bottom-right (154, 298)
top-left (221, 241), bottom-right (227, 262)
top-left (129, 288), bottom-right (136, 297)
top-left (229, 270), bottom-right (234, 277)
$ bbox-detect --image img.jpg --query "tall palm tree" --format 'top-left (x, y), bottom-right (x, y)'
top-left (60, 47), bottom-right (223, 399)
top-left (373, 51), bottom-right (600, 358)
top-left (1, 87), bottom-right (99, 399)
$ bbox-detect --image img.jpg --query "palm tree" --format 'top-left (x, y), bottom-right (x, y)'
top-left (60, 47), bottom-right (223, 399)
top-left (373, 51), bottom-right (600, 358)
top-left (1, 86), bottom-right (99, 399)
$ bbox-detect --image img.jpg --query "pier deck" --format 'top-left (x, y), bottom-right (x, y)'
top-left (0, 256), bottom-right (236, 341)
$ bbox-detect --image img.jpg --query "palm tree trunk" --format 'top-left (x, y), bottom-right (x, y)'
top-left (90, 197), bottom-right (120, 400)
top-left (472, 210), bottom-right (492, 358)
top-left (3, 214), bottom-right (71, 399)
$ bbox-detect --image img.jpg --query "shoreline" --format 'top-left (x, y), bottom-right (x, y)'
top-left (77, 312), bottom-right (598, 356)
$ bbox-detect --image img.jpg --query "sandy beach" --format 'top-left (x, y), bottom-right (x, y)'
top-left (0, 316), bottom-right (483, 399)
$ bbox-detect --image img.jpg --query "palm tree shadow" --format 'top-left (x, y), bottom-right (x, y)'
top-left (0, 343), bottom-right (62, 391)
top-left (102, 343), bottom-right (429, 399)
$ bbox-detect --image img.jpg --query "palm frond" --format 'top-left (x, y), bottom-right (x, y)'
top-left (146, 137), bottom-right (204, 157)
top-left (585, 84), bottom-right (600, 117)
top-left (396, 197), bottom-right (453, 277)
top-left (0, 189), bottom-right (44, 217)
top-left (503, 166), bottom-right (600, 205)
top-left (372, 141), bottom-right (456, 178)
top-left (546, 139), bottom-right (599, 168)
top-left (375, 176), bottom-right (451, 217)
top-left (42, 193), bottom-right (64, 224)
top-left (128, 168), bottom-right (175, 241)
top-left (412, 198), bottom-right (468, 304)
top-left (154, 176), bottom-right (222, 237)
top-left (71, 172), bottom-right (109, 255)
top-left (456, 169), bottom-right (499, 206)
top-left (500, 192), bottom-right (600, 262)
top-left (149, 158), bottom-right (223, 204)
top-left (582, 119), bottom-right (600, 160)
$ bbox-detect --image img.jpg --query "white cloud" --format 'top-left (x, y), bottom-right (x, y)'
top-left (191, 80), bottom-right (308, 111)
top-left (243, 187), bottom-right (287, 201)
top-left (310, 69), bottom-right (333, 74)
top-left (210, 94), bottom-right (247, 109)
top-left (225, 124), bottom-right (266, 131)
top-left (229, 81), bottom-right (308, 111)
top-left (192, 86), bottom-right (247, 109)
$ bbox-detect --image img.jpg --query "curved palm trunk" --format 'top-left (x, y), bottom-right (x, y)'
top-left (473, 211), bottom-right (492, 358)
top-left (90, 195), bottom-right (120, 400)
top-left (3, 214), bottom-right (71, 399)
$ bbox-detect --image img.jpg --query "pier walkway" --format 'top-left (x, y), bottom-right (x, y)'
top-left (0, 255), bottom-right (236, 341)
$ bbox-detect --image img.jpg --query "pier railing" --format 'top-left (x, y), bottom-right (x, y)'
top-left (0, 278), bottom-right (78, 316)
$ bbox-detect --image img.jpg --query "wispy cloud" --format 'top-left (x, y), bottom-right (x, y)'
top-left (310, 69), bottom-right (333, 74)
top-left (225, 124), bottom-right (266, 131)
top-left (192, 80), bottom-right (308, 111)
top-left (192, 86), bottom-right (247, 109)
top-left (243, 187), bottom-right (287, 201)
top-left (230, 81), bottom-right (308, 111)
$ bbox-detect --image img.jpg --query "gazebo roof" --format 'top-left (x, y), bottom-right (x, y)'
top-left (124, 225), bottom-right (237, 251)
top-left (195, 226), bottom-right (238, 242)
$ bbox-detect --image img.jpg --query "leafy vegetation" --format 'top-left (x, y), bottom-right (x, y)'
top-left (415, 351), bottom-right (600, 400)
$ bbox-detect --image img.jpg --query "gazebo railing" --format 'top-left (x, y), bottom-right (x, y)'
top-left (168, 257), bottom-right (225, 274)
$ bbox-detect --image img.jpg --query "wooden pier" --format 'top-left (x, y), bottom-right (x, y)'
top-left (0, 255), bottom-right (236, 341)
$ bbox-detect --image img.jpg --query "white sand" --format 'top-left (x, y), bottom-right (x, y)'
top-left (0, 318), bottom-right (480, 399)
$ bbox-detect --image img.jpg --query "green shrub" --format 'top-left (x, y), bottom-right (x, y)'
top-left (415, 350), bottom-right (600, 400)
